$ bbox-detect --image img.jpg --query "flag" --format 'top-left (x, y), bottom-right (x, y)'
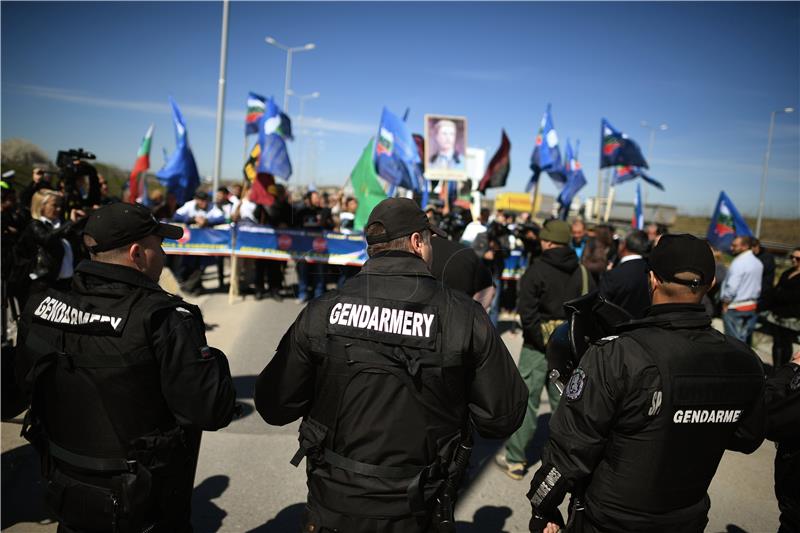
top-left (600, 119), bottom-right (648, 169)
top-left (527, 104), bottom-right (564, 191)
top-left (479, 130), bottom-right (511, 193)
top-left (612, 165), bottom-right (665, 190)
top-left (351, 139), bottom-right (387, 230)
top-left (245, 92), bottom-right (267, 135)
top-left (129, 124), bottom-right (154, 202)
top-left (252, 97), bottom-right (293, 180)
top-left (257, 131), bottom-right (292, 180)
top-left (261, 96), bottom-right (293, 140)
top-left (156, 97), bottom-right (200, 206)
top-left (373, 107), bottom-right (424, 193)
top-left (557, 139), bottom-right (587, 214)
top-left (250, 173), bottom-right (277, 206)
top-left (243, 141), bottom-right (260, 182)
top-left (632, 182), bottom-right (644, 230)
top-left (706, 191), bottom-right (753, 253)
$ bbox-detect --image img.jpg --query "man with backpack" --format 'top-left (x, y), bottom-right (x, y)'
top-left (255, 197), bottom-right (527, 532)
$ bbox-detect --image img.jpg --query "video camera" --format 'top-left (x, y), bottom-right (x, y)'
top-left (56, 148), bottom-right (100, 212)
top-left (438, 207), bottom-right (472, 241)
top-left (546, 292), bottom-right (633, 394)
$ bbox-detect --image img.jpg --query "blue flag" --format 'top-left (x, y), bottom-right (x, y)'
top-left (612, 165), bottom-right (665, 190)
top-left (706, 191), bottom-right (753, 253)
top-left (600, 119), bottom-right (649, 169)
top-left (527, 104), bottom-right (564, 192)
top-left (255, 97), bottom-right (293, 179)
top-left (557, 139), bottom-right (587, 217)
top-left (373, 107), bottom-right (424, 194)
top-left (632, 182), bottom-right (644, 230)
top-left (156, 97), bottom-right (200, 206)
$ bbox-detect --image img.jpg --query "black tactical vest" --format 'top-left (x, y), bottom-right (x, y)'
top-left (19, 284), bottom-right (197, 530)
top-left (585, 318), bottom-right (764, 523)
top-left (292, 254), bottom-right (476, 520)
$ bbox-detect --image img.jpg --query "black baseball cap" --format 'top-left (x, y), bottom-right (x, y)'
top-left (365, 197), bottom-right (446, 244)
top-left (84, 202), bottom-right (184, 253)
top-left (649, 234), bottom-right (715, 287)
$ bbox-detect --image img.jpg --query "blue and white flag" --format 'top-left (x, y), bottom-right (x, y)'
top-left (632, 182), bottom-right (644, 230)
top-left (373, 107), bottom-right (424, 194)
top-left (612, 165), bottom-right (665, 190)
top-left (527, 103), bottom-right (564, 191)
top-left (156, 97), bottom-right (200, 206)
top-left (601, 119), bottom-right (648, 169)
top-left (706, 191), bottom-right (753, 253)
top-left (557, 139), bottom-right (587, 213)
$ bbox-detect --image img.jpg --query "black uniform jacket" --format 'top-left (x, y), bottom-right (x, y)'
top-left (517, 246), bottom-right (595, 351)
top-left (254, 251), bottom-right (526, 521)
top-left (16, 261), bottom-right (237, 442)
top-left (532, 304), bottom-right (765, 532)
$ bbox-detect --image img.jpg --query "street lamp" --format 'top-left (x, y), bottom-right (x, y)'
top-left (640, 121), bottom-right (669, 205)
top-left (756, 106), bottom-right (795, 238)
top-left (288, 90), bottom-right (320, 185)
top-left (264, 36), bottom-right (316, 113)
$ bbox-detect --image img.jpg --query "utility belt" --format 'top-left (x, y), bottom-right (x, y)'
top-left (23, 412), bottom-right (186, 533)
top-left (292, 416), bottom-right (462, 521)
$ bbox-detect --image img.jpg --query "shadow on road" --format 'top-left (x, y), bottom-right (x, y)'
top-left (245, 502), bottom-right (306, 532)
top-left (456, 505), bottom-right (513, 532)
top-left (1, 441), bottom-right (55, 529)
top-left (192, 474), bottom-right (230, 532)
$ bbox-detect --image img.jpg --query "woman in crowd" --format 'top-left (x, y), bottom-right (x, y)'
top-left (581, 223), bottom-right (615, 283)
top-left (12, 190), bottom-right (82, 304)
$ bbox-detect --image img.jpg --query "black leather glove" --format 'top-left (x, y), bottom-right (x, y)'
top-left (529, 508), bottom-right (564, 532)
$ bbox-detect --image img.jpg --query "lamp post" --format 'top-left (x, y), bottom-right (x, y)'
top-left (289, 90), bottom-right (320, 185)
top-left (640, 121), bottom-right (668, 207)
top-left (264, 36), bottom-right (315, 113)
top-left (756, 106), bottom-right (795, 238)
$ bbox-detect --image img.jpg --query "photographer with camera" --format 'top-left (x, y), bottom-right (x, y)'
top-left (472, 211), bottom-right (511, 325)
top-left (56, 148), bottom-right (101, 219)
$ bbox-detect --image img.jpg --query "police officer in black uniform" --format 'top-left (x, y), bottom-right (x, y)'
top-left (254, 197), bottom-right (527, 532)
top-left (766, 351), bottom-right (800, 533)
top-left (527, 234), bottom-right (765, 533)
top-left (15, 202), bottom-right (237, 533)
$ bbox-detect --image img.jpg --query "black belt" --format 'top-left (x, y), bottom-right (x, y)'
top-left (49, 441), bottom-right (135, 473)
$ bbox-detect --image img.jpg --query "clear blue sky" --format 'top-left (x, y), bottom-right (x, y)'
top-left (2, 1), bottom-right (798, 217)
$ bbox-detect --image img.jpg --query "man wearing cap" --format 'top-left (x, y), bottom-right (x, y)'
top-left (255, 197), bottom-right (527, 532)
top-left (496, 219), bottom-right (593, 480)
top-left (527, 234), bottom-right (765, 533)
top-left (15, 202), bottom-right (237, 533)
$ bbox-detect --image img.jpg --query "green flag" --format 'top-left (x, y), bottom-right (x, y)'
top-left (351, 138), bottom-right (387, 231)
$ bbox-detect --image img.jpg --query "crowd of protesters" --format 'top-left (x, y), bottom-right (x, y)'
top-left (2, 162), bottom-right (798, 368)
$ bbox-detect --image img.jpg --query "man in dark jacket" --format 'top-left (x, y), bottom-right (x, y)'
top-left (496, 219), bottom-right (593, 480)
top-left (15, 202), bottom-right (237, 533)
top-left (766, 351), bottom-right (800, 533)
top-left (598, 229), bottom-right (651, 318)
top-left (255, 198), bottom-right (527, 533)
top-left (528, 234), bottom-right (765, 532)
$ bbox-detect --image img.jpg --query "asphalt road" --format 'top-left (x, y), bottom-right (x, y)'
top-left (1, 271), bottom-right (783, 532)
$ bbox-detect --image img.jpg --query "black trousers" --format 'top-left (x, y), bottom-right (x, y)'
top-left (254, 259), bottom-right (283, 293)
top-left (776, 446), bottom-right (800, 533)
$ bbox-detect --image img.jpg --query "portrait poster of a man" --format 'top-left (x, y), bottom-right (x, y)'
top-left (425, 114), bottom-right (468, 180)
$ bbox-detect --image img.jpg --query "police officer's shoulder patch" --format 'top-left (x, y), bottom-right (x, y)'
top-left (595, 335), bottom-right (619, 346)
top-left (565, 368), bottom-right (587, 401)
top-left (790, 368), bottom-right (800, 392)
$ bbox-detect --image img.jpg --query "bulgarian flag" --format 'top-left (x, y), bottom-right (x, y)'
top-left (129, 124), bottom-right (154, 203)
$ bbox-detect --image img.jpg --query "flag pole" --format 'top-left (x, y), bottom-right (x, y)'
top-left (531, 178), bottom-right (542, 220)
top-left (212, 0), bottom-right (230, 193)
top-left (594, 168), bottom-right (603, 222)
top-left (603, 183), bottom-right (616, 222)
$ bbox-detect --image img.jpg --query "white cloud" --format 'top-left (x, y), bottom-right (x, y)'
top-left (12, 84), bottom-right (372, 135)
